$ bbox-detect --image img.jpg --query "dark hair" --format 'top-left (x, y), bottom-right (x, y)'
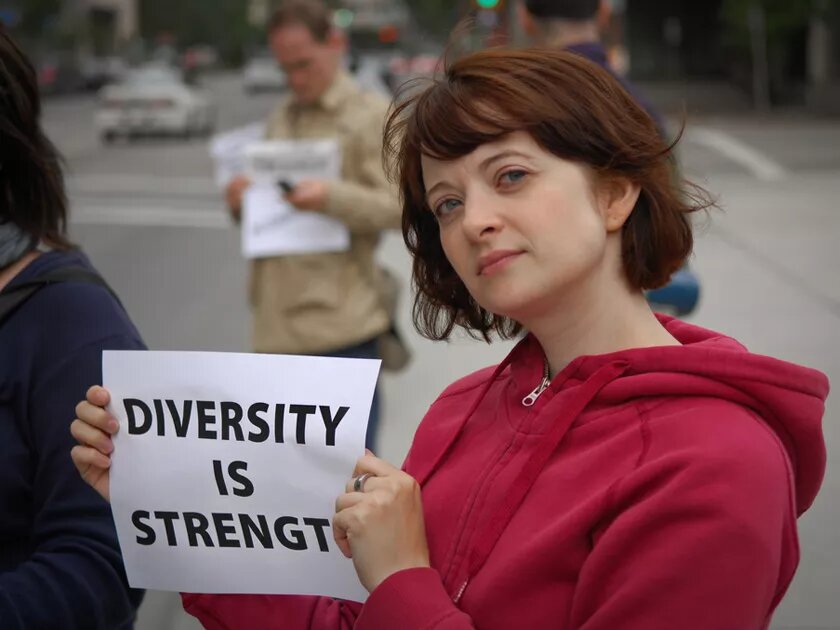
top-left (525, 0), bottom-right (600, 20)
top-left (384, 47), bottom-right (710, 341)
top-left (268, 0), bottom-right (332, 42)
top-left (0, 28), bottom-right (71, 250)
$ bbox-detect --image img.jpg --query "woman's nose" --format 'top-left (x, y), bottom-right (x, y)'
top-left (461, 192), bottom-right (504, 241)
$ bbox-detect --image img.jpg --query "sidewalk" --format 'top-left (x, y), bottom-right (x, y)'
top-left (638, 78), bottom-right (840, 119)
top-left (638, 79), bottom-right (753, 116)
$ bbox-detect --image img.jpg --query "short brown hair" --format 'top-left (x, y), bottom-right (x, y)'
top-left (268, 0), bottom-right (331, 42)
top-left (384, 47), bottom-right (710, 341)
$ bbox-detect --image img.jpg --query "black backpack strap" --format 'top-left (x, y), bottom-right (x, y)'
top-left (0, 266), bottom-right (122, 328)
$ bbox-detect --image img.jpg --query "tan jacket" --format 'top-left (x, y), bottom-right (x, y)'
top-left (249, 72), bottom-right (400, 354)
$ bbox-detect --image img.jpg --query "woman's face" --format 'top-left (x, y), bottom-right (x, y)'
top-left (421, 131), bottom-right (634, 323)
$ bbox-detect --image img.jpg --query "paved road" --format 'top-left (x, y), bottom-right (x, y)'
top-left (42, 73), bottom-right (840, 630)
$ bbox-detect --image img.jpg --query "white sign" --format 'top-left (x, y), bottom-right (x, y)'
top-left (245, 139), bottom-right (342, 187)
top-left (241, 139), bottom-right (350, 258)
top-left (241, 186), bottom-right (351, 258)
top-left (104, 350), bottom-right (380, 602)
top-left (209, 122), bottom-right (266, 188)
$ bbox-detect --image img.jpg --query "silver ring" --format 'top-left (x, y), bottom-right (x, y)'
top-left (353, 472), bottom-right (374, 493)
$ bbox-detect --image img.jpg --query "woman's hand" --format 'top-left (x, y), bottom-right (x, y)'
top-left (70, 385), bottom-right (118, 502)
top-left (333, 452), bottom-right (431, 593)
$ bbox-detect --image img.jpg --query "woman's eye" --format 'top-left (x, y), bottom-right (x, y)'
top-left (499, 170), bottom-right (527, 186)
top-left (434, 198), bottom-right (461, 217)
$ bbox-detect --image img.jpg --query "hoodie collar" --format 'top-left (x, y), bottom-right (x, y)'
top-left (507, 315), bottom-right (829, 514)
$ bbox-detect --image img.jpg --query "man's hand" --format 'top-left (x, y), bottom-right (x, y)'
top-left (225, 175), bottom-right (252, 221)
top-left (285, 179), bottom-right (329, 212)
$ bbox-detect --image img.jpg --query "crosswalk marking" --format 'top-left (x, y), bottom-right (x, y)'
top-left (685, 126), bottom-right (787, 181)
top-left (70, 204), bottom-right (230, 229)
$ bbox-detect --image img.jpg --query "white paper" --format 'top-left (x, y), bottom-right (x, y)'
top-left (244, 139), bottom-right (342, 187)
top-left (241, 186), bottom-right (350, 258)
top-left (104, 350), bottom-right (380, 602)
top-left (209, 122), bottom-right (266, 187)
top-left (240, 139), bottom-right (349, 258)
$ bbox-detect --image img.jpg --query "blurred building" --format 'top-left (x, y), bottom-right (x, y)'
top-left (247, 0), bottom-right (412, 51)
top-left (340, 0), bottom-right (410, 35)
top-left (0, 0), bottom-right (137, 54)
top-left (64, 0), bottom-right (138, 54)
top-left (615, 0), bottom-right (840, 112)
top-left (248, 0), bottom-right (269, 28)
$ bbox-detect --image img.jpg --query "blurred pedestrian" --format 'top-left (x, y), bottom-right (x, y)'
top-left (225, 0), bottom-right (400, 451)
top-left (71, 48), bottom-right (828, 629)
top-left (518, 0), bottom-right (666, 136)
top-left (0, 28), bottom-right (145, 629)
top-left (519, 0), bottom-right (700, 315)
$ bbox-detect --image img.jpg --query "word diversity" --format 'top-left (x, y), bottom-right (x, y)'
top-left (123, 397), bottom-right (349, 446)
top-left (122, 396), bottom-right (354, 553)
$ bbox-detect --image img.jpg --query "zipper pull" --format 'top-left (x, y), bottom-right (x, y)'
top-left (453, 578), bottom-right (469, 604)
top-left (522, 376), bottom-right (550, 406)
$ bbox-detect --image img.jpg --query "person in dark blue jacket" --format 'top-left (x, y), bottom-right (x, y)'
top-left (519, 0), bottom-right (666, 133)
top-left (519, 0), bottom-right (701, 315)
top-left (0, 27), bottom-right (145, 629)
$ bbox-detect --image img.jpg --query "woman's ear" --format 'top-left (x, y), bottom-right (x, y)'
top-left (599, 178), bottom-right (641, 233)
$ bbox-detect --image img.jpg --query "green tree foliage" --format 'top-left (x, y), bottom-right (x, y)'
top-left (404, 0), bottom-right (465, 39)
top-left (719, 0), bottom-right (838, 102)
top-left (16, 0), bottom-right (61, 39)
top-left (16, 0), bottom-right (83, 51)
top-left (720, 0), bottom-right (822, 46)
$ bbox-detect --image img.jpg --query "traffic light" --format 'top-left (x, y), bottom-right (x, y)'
top-left (475, 0), bottom-right (503, 8)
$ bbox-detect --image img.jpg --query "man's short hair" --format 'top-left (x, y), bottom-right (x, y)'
top-left (524, 0), bottom-right (600, 21)
top-left (268, 0), bottom-right (332, 42)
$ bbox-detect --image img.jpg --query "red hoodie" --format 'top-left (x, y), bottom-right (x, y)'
top-left (182, 316), bottom-right (828, 629)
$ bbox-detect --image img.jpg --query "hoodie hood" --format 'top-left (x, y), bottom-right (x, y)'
top-left (508, 315), bottom-right (829, 515)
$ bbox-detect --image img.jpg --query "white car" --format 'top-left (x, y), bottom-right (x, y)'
top-left (243, 55), bottom-right (286, 93)
top-left (95, 66), bottom-right (216, 143)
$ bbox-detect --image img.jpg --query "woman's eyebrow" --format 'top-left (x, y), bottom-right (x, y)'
top-left (424, 180), bottom-right (451, 203)
top-left (424, 150), bottom-right (535, 202)
top-left (477, 150), bottom-right (534, 171)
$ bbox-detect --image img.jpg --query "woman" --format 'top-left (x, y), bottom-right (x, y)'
top-left (0, 29), bottom-right (145, 628)
top-left (70, 48), bottom-right (828, 629)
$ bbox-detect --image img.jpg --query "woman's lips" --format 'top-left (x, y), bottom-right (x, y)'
top-left (477, 250), bottom-right (524, 276)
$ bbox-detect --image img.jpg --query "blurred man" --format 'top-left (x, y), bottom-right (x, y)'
top-left (225, 0), bottom-right (399, 450)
